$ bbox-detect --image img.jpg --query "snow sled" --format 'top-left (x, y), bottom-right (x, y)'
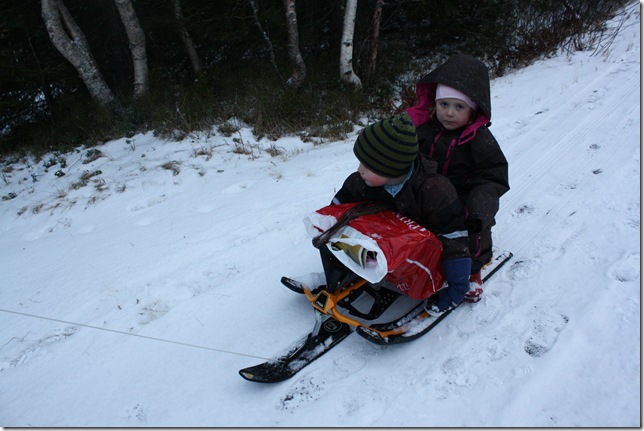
top-left (239, 202), bottom-right (512, 383)
top-left (282, 246), bottom-right (512, 346)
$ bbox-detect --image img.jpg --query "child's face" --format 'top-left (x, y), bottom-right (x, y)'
top-left (357, 163), bottom-right (401, 187)
top-left (435, 98), bottom-right (474, 130)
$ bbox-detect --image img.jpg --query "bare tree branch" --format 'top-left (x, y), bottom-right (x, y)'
top-left (173, 0), bottom-right (202, 77)
top-left (366, 0), bottom-right (384, 83)
top-left (248, 0), bottom-right (282, 84)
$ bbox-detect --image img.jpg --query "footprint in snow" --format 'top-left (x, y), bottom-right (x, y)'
top-left (585, 89), bottom-right (603, 110)
top-left (277, 345), bottom-right (371, 411)
top-left (331, 351), bottom-right (368, 377)
top-left (456, 292), bottom-right (505, 336)
top-left (137, 300), bottom-right (170, 326)
top-left (524, 309), bottom-right (569, 358)
top-left (221, 181), bottom-right (254, 194)
top-left (278, 375), bottom-right (325, 410)
top-left (427, 356), bottom-right (479, 400)
top-left (126, 403), bottom-right (147, 423)
top-left (507, 258), bottom-right (540, 281)
top-left (608, 252), bottom-right (640, 283)
top-left (511, 204), bottom-right (535, 221)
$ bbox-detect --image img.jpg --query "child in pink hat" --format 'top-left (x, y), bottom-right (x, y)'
top-left (406, 54), bottom-right (510, 303)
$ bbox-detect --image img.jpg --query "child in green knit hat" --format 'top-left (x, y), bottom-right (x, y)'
top-left (328, 112), bottom-right (473, 314)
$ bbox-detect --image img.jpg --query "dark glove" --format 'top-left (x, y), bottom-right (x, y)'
top-left (465, 217), bottom-right (483, 234)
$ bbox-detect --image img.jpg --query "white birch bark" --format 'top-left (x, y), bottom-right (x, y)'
top-left (339, 0), bottom-right (362, 89)
top-left (41, 0), bottom-right (116, 106)
top-left (283, 0), bottom-right (306, 89)
top-left (113, 0), bottom-right (149, 99)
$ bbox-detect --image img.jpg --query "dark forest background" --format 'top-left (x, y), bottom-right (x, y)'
top-left (0, 0), bottom-right (628, 157)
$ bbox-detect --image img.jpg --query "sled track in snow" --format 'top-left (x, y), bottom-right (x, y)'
top-left (496, 56), bottom-right (639, 256)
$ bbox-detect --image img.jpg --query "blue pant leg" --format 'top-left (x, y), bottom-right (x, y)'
top-left (437, 257), bottom-right (472, 309)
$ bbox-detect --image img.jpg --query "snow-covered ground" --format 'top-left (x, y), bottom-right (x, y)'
top-left (0, 3), bottom-right (640, 427)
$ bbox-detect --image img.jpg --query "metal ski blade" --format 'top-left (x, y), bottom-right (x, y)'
top-left (355, 304), bottom-right (454, 345)
top-left (239, 317), bottom-right (352, 383)
top-left (482, 250), bottom-right (513, 282)
top-left (356, 250), bottom-right (513, 344)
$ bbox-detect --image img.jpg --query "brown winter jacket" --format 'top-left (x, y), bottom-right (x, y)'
top-left (331, 154), bottom-right (470, 260)
top-left (406, 54), bottom-right (509, 233)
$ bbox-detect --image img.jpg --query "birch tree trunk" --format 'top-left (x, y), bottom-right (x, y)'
top-left (113, 0), bottom-right (149, 100)
top-left (173, 0), bottom-right (202, 76)
top-left (366, 0), bottom-right (384, 82)
top-left (249, 0), bottom-right (282, 83)
top-left (339, 0), bottom-right (362, 90)
top-left (41, 0), bottom-right (116, 106)
top-left (283, 0), bottom-right (306, 89)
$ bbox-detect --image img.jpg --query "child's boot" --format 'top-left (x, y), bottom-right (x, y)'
top-left (464, 272), bottom-right (483, 303)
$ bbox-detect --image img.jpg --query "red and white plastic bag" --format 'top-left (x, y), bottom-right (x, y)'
top-left (304, 203), bottom-right (445, 300)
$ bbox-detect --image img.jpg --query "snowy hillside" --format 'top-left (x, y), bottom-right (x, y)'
top-left (0, 3), bottom-right (640, 427)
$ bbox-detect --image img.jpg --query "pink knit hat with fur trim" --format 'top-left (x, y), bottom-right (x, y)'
top-left (435, 84), bottom-right (477, 111)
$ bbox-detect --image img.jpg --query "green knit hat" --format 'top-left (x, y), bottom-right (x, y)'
top-left (353, 112), bottom-right (418, 178)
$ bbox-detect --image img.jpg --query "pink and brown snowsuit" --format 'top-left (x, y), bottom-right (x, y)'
top-left (406, 54), bottom-right (510, 274)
